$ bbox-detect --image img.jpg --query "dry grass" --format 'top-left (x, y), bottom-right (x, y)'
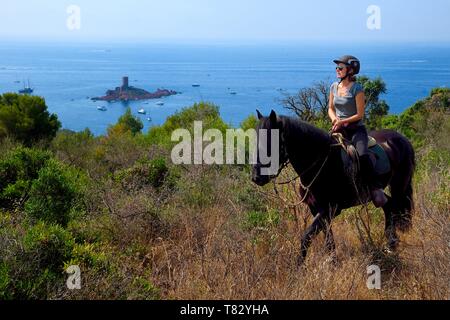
top-left (130, 160), bottom-right (449, 300)
top-left (5, 137), bottom-right (446, 300)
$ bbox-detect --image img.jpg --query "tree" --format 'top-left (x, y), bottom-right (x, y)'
top-left (281, 80), bottom-right (330, 123)
top-left (0, 93), bottom-right (61, 145)
top-left (108, 107), bottom-right (143, 136)
top-left (357, 76), bottom-right (389, 130)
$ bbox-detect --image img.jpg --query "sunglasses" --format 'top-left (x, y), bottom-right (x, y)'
top-left (336, 66), bottom-right (346, 71)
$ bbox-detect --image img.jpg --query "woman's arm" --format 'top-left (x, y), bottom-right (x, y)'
top-left (328, 90), bottom-right (338, 124)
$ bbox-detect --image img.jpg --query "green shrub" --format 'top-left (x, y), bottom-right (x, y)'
top-left (240, 115), bottom-right (258, 131)
top-left (146, 102), bottom-right (229, 146)
top-left (114, 157), bottom-right (178, 191)
top-left (66, 242), bottom-right (110, 273)
top-left (179, 175), bottom-right (215, 208)
top-left (25, 159), bottom-right (84, 226)
top-left (147, 158), bottom-right (170, 188)
top-left (243, 209), bottom-right (280, 231)
top-left (22, 221), bottom-right (75, 272)
top-left (0, 147), bottom-right (52, 208)
top-left (51, 128), bottom-right (95, 168)
top-left (7, 221), bottom-right (76, 299)
top-left (129, 276), bottom-right (160, 300)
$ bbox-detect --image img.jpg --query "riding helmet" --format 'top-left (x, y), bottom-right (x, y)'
top-left (333, 55), bottom-right (361, 75)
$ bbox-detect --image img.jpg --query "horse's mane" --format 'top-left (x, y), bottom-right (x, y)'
top-left (280, 115), bottom-right (332, 146)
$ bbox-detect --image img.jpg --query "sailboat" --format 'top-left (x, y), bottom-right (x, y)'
top-left (19, 80), bottom-right (34, 94)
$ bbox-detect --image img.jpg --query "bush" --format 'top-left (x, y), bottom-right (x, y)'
top-left (25, 159), bottom-right (84, 226)
top-left (22, 221), bottom-right (75, 272)
top-left (108, 108), bottom-right (143, 136)
top-left (146, 102), bottom-right (229, 146)
top-left (397, 88), bottom-right (450, 147)
top-left (240, 115), bottom-right (258, 131)
top-left (243, 209), bottom-right (280, 231)
top-left (114, 157), bottom-right (177, 191)
top-left (0, 147), bottom-right (52, 208)
top-left (51, 129), bottom-right (95, 168)
top-left (2, 221), bottom-right (76, 299)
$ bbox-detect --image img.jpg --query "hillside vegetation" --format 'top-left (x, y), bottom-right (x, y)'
top-left (0, 85), bottom-right (448, 300)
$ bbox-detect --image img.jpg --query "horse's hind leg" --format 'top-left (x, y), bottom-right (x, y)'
top-left (324, 225), bottom-right (338, 264)
top-left (382, 195), bottom-right (400, 251)
top-left (323, 208), bottom-right (341, 263)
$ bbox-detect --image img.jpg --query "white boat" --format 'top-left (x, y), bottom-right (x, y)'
top-left (97, 106), bottom-right (107, 111)
top-left (147, 117), bottom-right (152, 122)
top-left (138, 109), bottom-right (146, 114)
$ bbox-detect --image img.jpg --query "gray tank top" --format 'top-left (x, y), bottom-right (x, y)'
top-left (332, 82), bottom-right (364, 127)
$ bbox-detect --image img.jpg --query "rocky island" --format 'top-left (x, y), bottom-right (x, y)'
top-left (92, 76), bottom-right (177, 102)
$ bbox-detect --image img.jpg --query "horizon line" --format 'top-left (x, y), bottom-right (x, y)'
top-left (1, 37), bottom-right (450, 47)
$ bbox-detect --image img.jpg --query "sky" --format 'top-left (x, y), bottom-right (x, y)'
top-left (1, 0), bottom-right (449, 44)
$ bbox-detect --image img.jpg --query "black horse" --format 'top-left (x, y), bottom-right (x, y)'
top-left (252, 110), bottom-right (415, 265)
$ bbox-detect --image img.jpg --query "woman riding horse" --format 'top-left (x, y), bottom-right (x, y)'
top-left (252, 57), bottom-right (415, 265)
top-left (329, 55), bottom-right (388, 208)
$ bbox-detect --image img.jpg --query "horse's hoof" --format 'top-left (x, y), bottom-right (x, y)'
top-left (297, 255), bottom-right (305, 268)
top-left (382, 246), bottom-right (396, 255)
top-left (325, 254), bottom-right (339, 267)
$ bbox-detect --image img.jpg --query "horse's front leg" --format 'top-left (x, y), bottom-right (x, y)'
top-left (298, 210), bottom-right (330, 266)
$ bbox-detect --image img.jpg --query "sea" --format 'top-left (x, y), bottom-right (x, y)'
top-left (0, 42), bottom-right (449, 136)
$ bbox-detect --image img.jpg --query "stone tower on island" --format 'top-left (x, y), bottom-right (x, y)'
top-left (121, 76), bottom-right (129, 91)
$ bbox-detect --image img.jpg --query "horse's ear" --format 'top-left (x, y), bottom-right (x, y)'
top-left (269, 110), bottom-right (278, 125)
top-left (256, 109), bottom-right (263, 120)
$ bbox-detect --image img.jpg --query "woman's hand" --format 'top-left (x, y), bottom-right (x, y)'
top-left (332, 119), bottom-right (345, 132)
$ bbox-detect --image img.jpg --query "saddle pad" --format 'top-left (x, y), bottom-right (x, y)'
top-left (369, 144), bottom-right (391, 175)
top-left (340, 144), bottom-right (391, 177)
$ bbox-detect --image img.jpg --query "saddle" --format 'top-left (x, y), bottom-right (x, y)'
top-left (332, 133), bottom-right (391, 177)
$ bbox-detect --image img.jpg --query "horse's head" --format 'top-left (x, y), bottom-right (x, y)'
top-left (251, 110), bottom-right (288, 186)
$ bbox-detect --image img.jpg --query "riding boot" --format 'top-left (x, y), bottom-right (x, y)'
top-left (359, 154), bottom-right (388, 208)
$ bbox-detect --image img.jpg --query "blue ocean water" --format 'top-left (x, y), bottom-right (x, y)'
top-left (0, 42), bottom-right (449, 135)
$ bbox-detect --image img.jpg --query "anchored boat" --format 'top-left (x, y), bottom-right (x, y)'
top-left (18, 80), bottom-right (33, 94)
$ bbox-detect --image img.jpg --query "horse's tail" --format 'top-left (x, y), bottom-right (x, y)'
top-left (388, 133), bottom-right (416, 231)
